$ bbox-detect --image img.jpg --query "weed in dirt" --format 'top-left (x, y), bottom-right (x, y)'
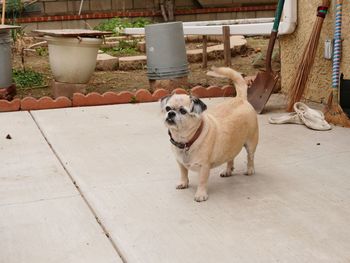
top-left (13, 69), bottom-right (44, 89)
top-left (36, 47), bottom-right (48, 57)
top-left (101, 39), bottom-right (140, 56)
top-left (130, 96), bottom-right (138, 103)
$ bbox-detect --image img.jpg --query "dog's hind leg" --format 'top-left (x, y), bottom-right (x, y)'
top-left (244, 132), bottom-right (258, 176)
top-left (220, 160), bottom-right (234, 177)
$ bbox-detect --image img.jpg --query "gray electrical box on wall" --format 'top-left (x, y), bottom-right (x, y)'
top-left (324, 39), bottom-right (333, 60)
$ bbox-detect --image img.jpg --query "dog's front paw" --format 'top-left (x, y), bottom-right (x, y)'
top-left (244, 167), bottom-right (255, 176)
top-left (176, 181), bottom-right (189, 189)
top-left (220, 170), bottom-right (233, 177)
top-left (194, 190), bottom-right (208, 202)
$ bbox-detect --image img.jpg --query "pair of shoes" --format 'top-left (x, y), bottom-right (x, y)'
top-left (268, 102), bottom-right (332, 131)
top-left (294, 102), bottom-right (332, 131)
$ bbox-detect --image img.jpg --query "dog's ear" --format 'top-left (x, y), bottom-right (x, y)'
top-left (190, 96), bottom-right (207, 114)
top-left (160, 94), bottom-right (172, 111)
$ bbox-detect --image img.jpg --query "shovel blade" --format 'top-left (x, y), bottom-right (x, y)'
top-left (248, 71), bottom-right (278, 114)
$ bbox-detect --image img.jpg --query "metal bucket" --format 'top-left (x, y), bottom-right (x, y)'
top-left (145, 22), bottom-right (188, 80)
top-left (0, 31), bottom-right (13, 88)
top-left (340, 73), bottom-right (350, 117)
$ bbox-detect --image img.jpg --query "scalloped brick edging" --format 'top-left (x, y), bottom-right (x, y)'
top-left (0, 86), bottom-right (236, 112)
top-left (72, 91), bottom-right (133, 107)
top-left (21, 96), bottom-right (72, 111)
top-left (0, 99), bottom-right (21, 112)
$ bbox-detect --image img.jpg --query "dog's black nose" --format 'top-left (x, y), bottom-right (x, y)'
top-left (167, 111), bottom-right (176, 119)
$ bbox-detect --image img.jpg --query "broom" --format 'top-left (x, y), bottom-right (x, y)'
top-left (286, 0), bottom-right (330, 111)
top-left (324, 0), bottom-right (350, 127)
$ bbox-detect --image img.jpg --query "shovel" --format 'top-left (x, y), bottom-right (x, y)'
top-left (247, 0), bottom-right (285, 114)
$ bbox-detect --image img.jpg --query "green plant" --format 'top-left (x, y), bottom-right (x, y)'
top-left (10, 25), bottom-right (24, 43)
top-left (5, 0), bottom-right (23, 19)
top-left (101, 39), bottom-right (140, 56)
top-left (13, 69), bottom-right (44, 89)
top-left (130, 96), bottom-right (138, 103)
top-left (94, 18), bottom-right (151, 36)
top-left (36, 47), bottom-right (48, 57)
top-left (130, 18), bottom-right (152, 28)
top-left (116, 39), bottom-right (138, 53)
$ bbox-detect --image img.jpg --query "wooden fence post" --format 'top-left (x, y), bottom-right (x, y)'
top-left (223, 26), bottom-right (231, 67)
top-left (202, 35), bottom-right (208, 68)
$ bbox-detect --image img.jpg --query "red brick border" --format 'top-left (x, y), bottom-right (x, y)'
top-left (9, 5), bottom-right (276, 23)
top-left (0, 86), bottom-right (236, 112)
top-left (21, 96), bottom-right (72, 111)
top-left (0, 99), bottom-right (21, 112)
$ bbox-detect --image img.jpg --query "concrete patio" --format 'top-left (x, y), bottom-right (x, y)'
top-left (1, 95), bottom-right (350, 263)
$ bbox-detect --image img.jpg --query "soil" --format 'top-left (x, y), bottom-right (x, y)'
top-left (12, 36), bottom-right (280, 99)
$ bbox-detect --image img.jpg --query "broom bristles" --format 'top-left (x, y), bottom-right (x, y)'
top-left (324, 92), bottom-right (350, 127)
top-left (286, 18), bottom-right (324, 111)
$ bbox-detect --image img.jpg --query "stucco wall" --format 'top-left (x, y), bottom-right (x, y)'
top-left (280, 0), bottom-right (350, 103)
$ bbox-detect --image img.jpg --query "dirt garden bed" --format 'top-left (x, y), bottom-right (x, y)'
top-left (11, 36), bottom-right (280, 99)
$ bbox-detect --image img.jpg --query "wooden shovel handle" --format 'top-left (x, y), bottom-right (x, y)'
top-left (265, 31), bottom-right (277, 73)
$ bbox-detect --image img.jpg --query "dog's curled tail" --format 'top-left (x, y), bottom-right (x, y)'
top-left (207, 67), bottom-right (247, 100)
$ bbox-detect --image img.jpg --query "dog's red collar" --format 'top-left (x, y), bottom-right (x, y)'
top-left (168, 121), bottom-right (204, 150)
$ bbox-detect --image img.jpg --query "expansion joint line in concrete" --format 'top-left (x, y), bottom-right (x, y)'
top-left (29, 111), bottom-right (127, 263)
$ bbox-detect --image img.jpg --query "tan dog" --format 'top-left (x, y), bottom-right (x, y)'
top-left (160, 67), bottom-right (259, 202)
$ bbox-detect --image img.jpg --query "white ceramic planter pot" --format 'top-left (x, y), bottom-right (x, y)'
top-left (45, 36), bottom-right (103, 84)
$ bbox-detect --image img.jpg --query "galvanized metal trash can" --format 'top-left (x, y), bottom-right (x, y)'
top-left (145, 22), bottom-right (188, 80)
top-left (0, 31), bottom-right (13, 88)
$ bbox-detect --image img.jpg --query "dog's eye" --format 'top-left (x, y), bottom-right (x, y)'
top-left (165, 106), bottom-right (171, 112)
top-left (179, 108), bottom-right (187, 115)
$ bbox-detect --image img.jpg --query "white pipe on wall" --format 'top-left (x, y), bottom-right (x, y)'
top-left (123, 0), bottom-right (297, 36)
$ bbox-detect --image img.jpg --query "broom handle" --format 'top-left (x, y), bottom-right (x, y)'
top-left (332, 0), bottom-right (343, 96)
top-left (1, 0), bottom-right (6, 25)
top-left (323, 0), bottom-right (331, 7)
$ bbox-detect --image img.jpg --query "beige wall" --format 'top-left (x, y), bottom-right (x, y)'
top-left (280, 0), bottom-right (350, 103)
